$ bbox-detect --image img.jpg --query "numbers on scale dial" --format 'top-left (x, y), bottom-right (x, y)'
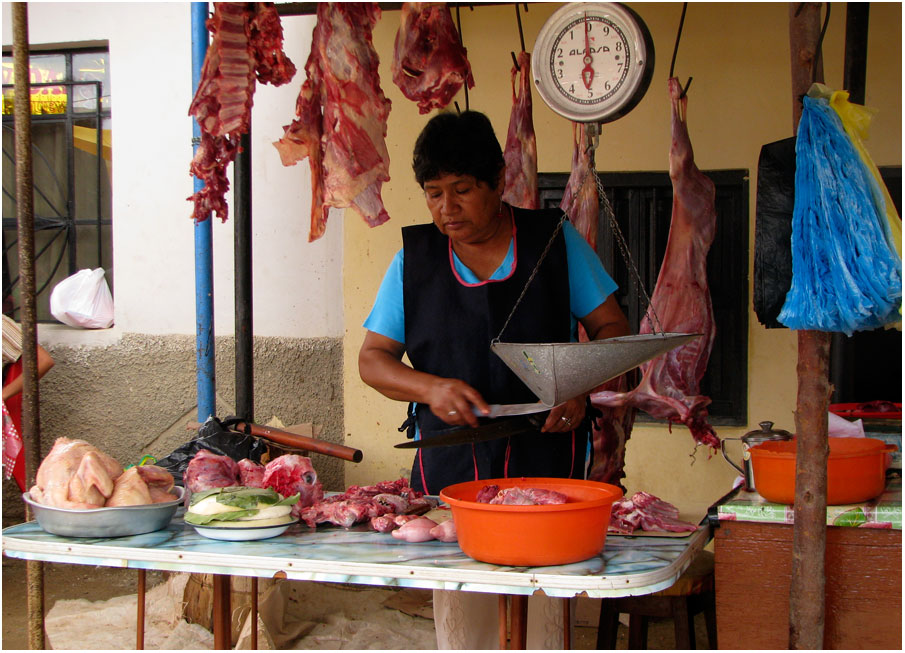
top-left (550, 15), bottom-right (630, 105)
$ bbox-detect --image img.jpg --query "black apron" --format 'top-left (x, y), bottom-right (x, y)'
top-left (401, 207), bottom-right (588, 494)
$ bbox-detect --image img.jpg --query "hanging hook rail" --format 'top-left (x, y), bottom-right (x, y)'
top-left (669, 2), bottom-right (693, 99)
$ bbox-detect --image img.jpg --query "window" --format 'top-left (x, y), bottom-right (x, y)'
top-left (2, 48), bottom-right (112, 322)
top-left (539, 169), bottom-right (750, 425)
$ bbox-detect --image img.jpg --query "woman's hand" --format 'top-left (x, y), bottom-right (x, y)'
top-left (359, 331), bottom-right (490, 427)
top-left (426, 378), bottom-right (490, 427)
top-left (541, 396), bottom-right (587, 433)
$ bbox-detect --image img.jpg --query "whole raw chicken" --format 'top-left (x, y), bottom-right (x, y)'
top-left (29, 437), bottom-right (124, 509)
top-left (106, 465), bottom-right (179, 507)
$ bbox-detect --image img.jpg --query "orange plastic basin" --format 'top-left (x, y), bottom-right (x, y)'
top-left (440, 477), bottom-right (623, 566)
top-left (749, 437), bottom-right (896, 505)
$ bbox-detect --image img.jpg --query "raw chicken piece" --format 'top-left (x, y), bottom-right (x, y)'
top-left (429, 518), bottom-right (457, 543)
top-left (391, 517), bottom-right (438, 542)
top-left (134, 465), bottom-right (179, 503)
top-left (184, 449), bottom-right (240, 493)
top-left (106, 467), bottom-right (153, 507)
top-left (593, 79), bottom-right (719, 449)
top-left (30, 438), bottom-right (123, 509)
top-left (370, 514), bottom-right (397, 533)
top-left (502, 50), bottom-right (539, 210)
top-left (392, 2), bottom-right (475, 114)
top-left (238, 458), bottom-right (265, 487)
top-left (262, 454), bottom-right (324, 516)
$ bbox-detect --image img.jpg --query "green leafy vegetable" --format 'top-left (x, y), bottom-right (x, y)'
top-left (189, 486), bottom-right (299, 508)
top-left (185, 509), bottom-right (258, 525)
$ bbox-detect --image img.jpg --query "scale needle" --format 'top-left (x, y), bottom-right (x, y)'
top-left (581, 14), bottom-right (594, 90)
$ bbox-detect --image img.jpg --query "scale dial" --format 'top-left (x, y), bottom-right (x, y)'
top-left (532, 2), bottom-right (655, 123)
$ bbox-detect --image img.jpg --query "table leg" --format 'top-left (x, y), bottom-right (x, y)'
top-left (510, 595), bottom-right (528, 649)
top-left (212, 574), bottom-right (232, 650)
top-left (562, 598), bottom-right (570, 650)
top-left (499, 595), bottom-right (508, 649)
top-left (251, 576), bottom-right (258, 650)
top-left (137, 569), bottom-right (145, 650)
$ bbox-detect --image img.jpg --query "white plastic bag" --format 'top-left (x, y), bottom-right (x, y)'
top-left (49, 268), bottom-right (114, 329)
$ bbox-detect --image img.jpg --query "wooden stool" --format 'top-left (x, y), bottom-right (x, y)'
top-left (596, 550), bottom-right (717, 650)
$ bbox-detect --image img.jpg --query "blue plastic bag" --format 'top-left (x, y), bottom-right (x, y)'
top-left (778, 95), bottom-right (902, 335)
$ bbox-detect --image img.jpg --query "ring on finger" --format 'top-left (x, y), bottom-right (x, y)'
top-left (561, 416), bottom-right (572, 424)
top-left (448, 410), bottom-right (458, 416)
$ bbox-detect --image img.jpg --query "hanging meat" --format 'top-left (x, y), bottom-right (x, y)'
top-left (502, 51), bottom-right (538, 209)
top-left (274, 2), bottom-right (391, 242)
top-left (558, 124), bottom-right (636, 488)
top-left (391, 2), bottom-right (475, 114)
top-left (188, 2), bottom-right (296, 222)
top-left (593, 78), bottom-right (719, 450)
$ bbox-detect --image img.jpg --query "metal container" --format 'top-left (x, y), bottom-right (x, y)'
top-left (721, 421), bottom-right (793, 491)
top-left (22, 486), bottom-right (184, 538)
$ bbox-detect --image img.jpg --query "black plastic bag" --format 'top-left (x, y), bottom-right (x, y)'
top-left (753, 137), bottom-right (796, 329)
top-left (153, 416), bottom-right (269, 486)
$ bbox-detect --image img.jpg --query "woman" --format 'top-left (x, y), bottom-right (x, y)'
top-left (360, 111), bottom-right (628, 494)
top-left (359, 111), bottom-right (628, 649)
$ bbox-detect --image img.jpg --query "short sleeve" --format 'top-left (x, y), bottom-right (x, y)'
top-left (563, 221), bottom-right (619, 318)
top-left (362, 250), bottom-right (406, 345)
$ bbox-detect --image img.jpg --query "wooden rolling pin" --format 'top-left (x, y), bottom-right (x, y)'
top-left (188, 421), bottom-right (363, 463)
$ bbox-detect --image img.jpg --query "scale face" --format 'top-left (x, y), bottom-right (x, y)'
top-left (532, 2), bottom-right (655, 123)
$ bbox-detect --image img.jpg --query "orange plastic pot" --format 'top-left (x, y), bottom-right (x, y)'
top-left (749, 437), bottom-right (896, 505)
top-left (440, 477), bottom-right (623, 566)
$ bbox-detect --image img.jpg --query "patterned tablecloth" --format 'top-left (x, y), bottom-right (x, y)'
top-left (713, 476), bottom-right (901, 530)
top-left (3, 508), bottom-right (709, 599)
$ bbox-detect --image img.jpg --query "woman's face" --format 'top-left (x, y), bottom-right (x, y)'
top-left (423, 173), bottom-right (503, 244)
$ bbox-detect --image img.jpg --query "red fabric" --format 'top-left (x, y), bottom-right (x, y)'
top-left (3, 359), bottom-right (26, 491)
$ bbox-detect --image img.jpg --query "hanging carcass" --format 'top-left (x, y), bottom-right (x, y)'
top-left (188, 2), bottom-right (296, 222)
top-left (593, 78), bottom-right (719, 450)
top-left (274, 2), bottom-right (392, 241)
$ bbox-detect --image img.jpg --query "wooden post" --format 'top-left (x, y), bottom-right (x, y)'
top-left (788, 3), bottom-right (829, 649)
top-left (11, 3), bottom-right (46, 650)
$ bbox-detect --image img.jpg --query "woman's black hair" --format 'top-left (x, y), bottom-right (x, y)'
top-left (412, 110), bottom-right (505, 189)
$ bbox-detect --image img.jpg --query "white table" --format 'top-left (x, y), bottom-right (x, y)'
top-left (3, 514), bottom-right (709, 648)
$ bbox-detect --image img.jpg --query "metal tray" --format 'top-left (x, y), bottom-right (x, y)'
top-left (22, 485), bottom-right (184, 538)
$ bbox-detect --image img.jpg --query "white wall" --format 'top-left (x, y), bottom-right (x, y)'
top-left (2, 2), bottom-right (342, 338)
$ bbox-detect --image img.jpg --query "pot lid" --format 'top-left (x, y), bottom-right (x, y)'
top-left (742, 421), bottom-right (793, 444)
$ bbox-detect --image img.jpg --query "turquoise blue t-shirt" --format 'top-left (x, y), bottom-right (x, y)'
top-left (363, 220), bottom-right (618, 344)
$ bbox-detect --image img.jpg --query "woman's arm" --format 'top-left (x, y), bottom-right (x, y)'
top-left (2, 345), bottom-right (55, 401)
top-left (579, 295), bottom-right (630, 341)
top-left (358, 330), bottom-right (489, 427)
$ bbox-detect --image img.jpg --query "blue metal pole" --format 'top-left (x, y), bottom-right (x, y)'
top-left (192, 2), bottom-right (216, 421)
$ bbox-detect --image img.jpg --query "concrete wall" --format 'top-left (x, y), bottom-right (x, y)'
top-left (341, 2), bottom-right (903, 519)
top-left (2, 4), bottom-right (346, 517)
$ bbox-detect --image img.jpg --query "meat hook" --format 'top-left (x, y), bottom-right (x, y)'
top-left (669, 3), bottom-right (692, 98)
top-left (515, 3), bottom-right (526, 53)
top-left (511, 51), bottom-right (520, 72)
top-left (455, 4), bottom-right (470, 111)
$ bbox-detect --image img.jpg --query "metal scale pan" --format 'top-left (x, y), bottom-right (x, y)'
top-left (491, 333), bottom-right (701, 407)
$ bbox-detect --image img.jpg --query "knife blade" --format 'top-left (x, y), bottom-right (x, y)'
top-left (393, 413), bottom-right (548, 450)
top-left (476, 402), bottom-right (552, 418)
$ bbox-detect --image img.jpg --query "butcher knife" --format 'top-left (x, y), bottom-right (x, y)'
top-left (393, 413), bottom-right (548, 450)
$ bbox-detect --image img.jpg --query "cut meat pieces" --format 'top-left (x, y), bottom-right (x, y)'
top-left (274, 2), bottom-right (391, 241)
top-left (502, 51), bottom-right (538, 210)
top-left (188, 2), bottom-right (296, 222)
top-left (391, 2), bottom-right (475, 114)
top-left (592, 78), bottom-right (719, 449)
top-left (475, 486), bottom-right (568, 505)
top-left (237, 458), bottom-right (265, 488)
top-left (299, 478), bottom-right (435, 528)
top-left (608, 491), bottom-right (698, 534)
top-left (184, 449), bottom-right (240, 494)
top-left (261, 454), bottom-right (323, 516)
